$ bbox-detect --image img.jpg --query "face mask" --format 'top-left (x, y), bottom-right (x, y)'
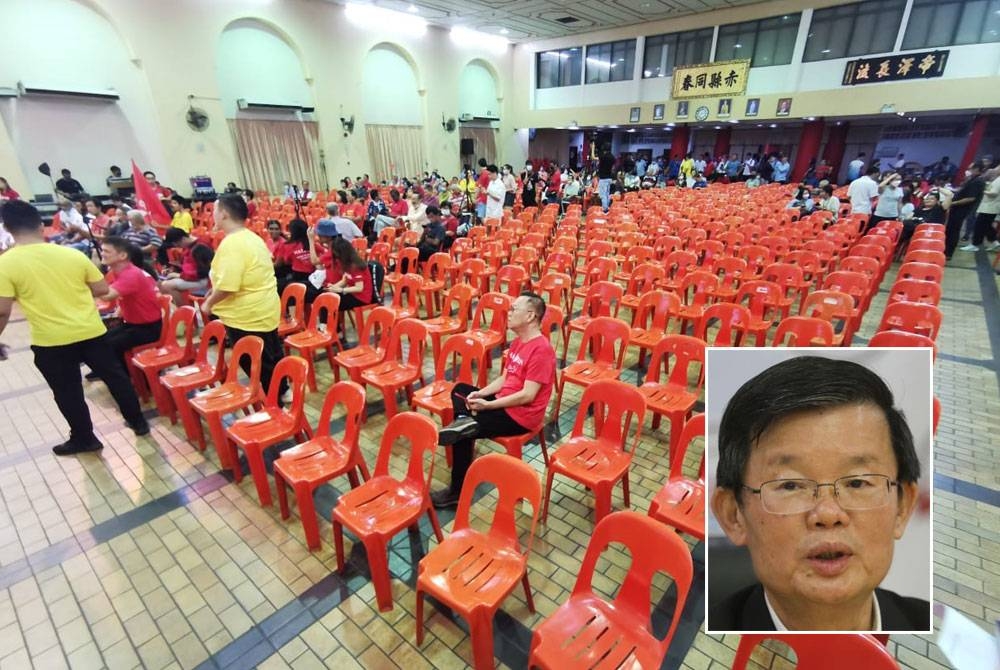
top-left (525, 166), bottom-right (532, 172)
top-left (890, 181), bottom-right (901, 188)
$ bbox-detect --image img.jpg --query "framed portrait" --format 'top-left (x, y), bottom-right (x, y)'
top-left (629, 106), bottom-right (641, 123)
top-left (745, 98), bottom-right (760, 117)
top-left (676, 100), bottom-right (689, 119)
top-left (776, 97), bottom-right (792, 117)
top-left (653, 104), bottom-right (665, 121)
top-left (717, 98), bottom-right (732, 118)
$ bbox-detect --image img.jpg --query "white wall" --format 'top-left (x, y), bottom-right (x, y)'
top-left (459, 61), bottom-right (500, 119)
top-left (216, 20), bottom-right (314, 118)
top-left (362, 45), bottom-right (423, 126)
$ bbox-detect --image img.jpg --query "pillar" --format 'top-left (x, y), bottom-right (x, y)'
top-left (822, 122), bottom-right (850, 181)
top-left (669, 125), bottom-right (691, 160)
top-left (791, 118), bottom-right (825, 182)
top-left (954, 114), bottom-right (993, 186)
top-left (714, 127), bottom-right (732, 159)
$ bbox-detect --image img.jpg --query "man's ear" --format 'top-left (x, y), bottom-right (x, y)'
top-left (893, 481), bottom-right (921, 540)
top-left (711, 487), bottom-right (749, 546)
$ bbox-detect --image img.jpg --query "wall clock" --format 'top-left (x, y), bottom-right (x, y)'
top-left (695, 105), bottom-right (710, 121)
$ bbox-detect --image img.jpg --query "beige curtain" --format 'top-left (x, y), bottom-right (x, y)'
top-left (365, 125), bottom-right (427, 181)
top-left (459, 126), bottom-right (498, 167)
top-left (229, 118), bottom-right (322, 194)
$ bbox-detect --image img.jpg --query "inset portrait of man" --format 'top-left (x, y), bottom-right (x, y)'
top-left (706, 351), bottom-right (931, 633)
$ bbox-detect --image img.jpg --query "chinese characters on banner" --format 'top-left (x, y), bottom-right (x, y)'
top-left (842, 50), bottom-right (948, 86)
top-left (671, 59), bottom-right (751, 99)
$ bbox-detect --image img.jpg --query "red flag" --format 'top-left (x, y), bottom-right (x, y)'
top-left (130, 160), bottom-right (171, 228)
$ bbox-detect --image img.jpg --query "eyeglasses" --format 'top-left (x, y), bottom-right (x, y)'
top-left (742, 474), bottom-right (899, 515)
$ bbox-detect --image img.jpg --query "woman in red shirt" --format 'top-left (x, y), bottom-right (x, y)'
top-left (0, 177), bottom-right (20, 201)
top-left (325, 237), bottom-right (373, 311)
top-left (276, 219), bottom-right (320, 299)
top-left (265, 219), bottom-right (286, 258)
top-left (388, 189), bottom-right (408, 218)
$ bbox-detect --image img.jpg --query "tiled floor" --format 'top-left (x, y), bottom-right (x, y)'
top-left (0, 248), bottom-right (998, 669)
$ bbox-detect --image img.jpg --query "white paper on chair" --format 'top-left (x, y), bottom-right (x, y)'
top-left (308, 269), bottom-right (326, 290)
top-left (937, 606), bottom-right (1000, 670)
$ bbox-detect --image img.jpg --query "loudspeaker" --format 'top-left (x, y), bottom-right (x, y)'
top-left (460, 138), bottom-right (474, 155)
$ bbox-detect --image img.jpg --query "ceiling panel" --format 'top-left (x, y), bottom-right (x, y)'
top-left (320, 0), bottom-right (770, 41)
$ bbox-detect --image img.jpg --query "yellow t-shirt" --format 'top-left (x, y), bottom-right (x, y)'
top-left (209, 228), bottom-right (279, 331)
top-left (0, 243), bottom-right (106, 346)
top-left (171, 211), bottom-right (194, 234)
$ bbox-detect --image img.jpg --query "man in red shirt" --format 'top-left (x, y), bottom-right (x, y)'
top-left (475, 158), bottom-right (490, 222)
top-left (432, 292), bottom-right (556, 507)
top-left (90, 236), bottom-right (164, 378)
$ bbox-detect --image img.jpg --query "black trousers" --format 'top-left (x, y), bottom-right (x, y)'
top-left (447, 382), bottom-right (529, 493)
top-left (224, 326), bottom-right (287, 397)
top-left (106, 321), bottom-right (162, 373)
top-left (32, 333), bottom-right (145, 445)
top-left (338, 293), bottom-right (371, 311)
top-left (945, 206), bottom-right (973, 257)
top-left (971, 212), bottom-right (998, 246)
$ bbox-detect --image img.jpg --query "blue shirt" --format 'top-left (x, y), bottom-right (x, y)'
top-left (772, 160), bottom-right (790, 182)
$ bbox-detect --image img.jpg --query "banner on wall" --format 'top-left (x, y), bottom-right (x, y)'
top-left (670, 59), bottom-right (750, 99)
top-left (842, 50), bottom-right (948, 86)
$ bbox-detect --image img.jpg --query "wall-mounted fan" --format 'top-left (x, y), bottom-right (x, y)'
top-left (186, 106), bottom-right (210, 132)
top-left (442, 116), bottom-right (457, 132)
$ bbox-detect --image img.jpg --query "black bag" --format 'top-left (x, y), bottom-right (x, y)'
top-left (368, 260), bottom-right (385, 304)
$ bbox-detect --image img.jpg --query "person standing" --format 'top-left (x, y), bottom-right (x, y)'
top-left (597, 144), bottom-right (615, 212)
top-left (484, 165), bottom-right (505, 220)
top-left (520, 161), bottom-right (538, 209)
top-left (960, 167), bottom-right (1000, 252)
top-left (847, 166), bottom-right (881, 217)
top-left (0, 200), bottom-right (148, 455)
top-left (847, 153), bottom-right (866, 182)
top-left (501, 164), bottom-right (517, 209)
top-left (431, 292), bottom-right (556, 507)
top-left (200, 193), bottom-right (285, 397)
top-left (945, 164), bottom-right (984, 259)
top-left (868, 173), bottom-right (904, 231)
top-left (771, 154), bottom-right (791, 184)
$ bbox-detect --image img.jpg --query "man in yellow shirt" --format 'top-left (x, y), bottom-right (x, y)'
top-left (200, 193), bottom-right (285, 397)
top-left (0, 200), bottom-right (148, 455)
top-left (168, 195), bottom-right (194, 234)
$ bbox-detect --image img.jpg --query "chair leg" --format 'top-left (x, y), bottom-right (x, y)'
top-left (521, 573), bottom-right (536, 614)
top-left (538, 431), bottom-right (549, 467)
top-left (552, 380), bottom-right (564, 424)
top-left (621, 471), bottom-right (631, 508)
top-left (206, 414), bottom-right (233, 470)
top-left (593, 485), bottom-right (612, 525)
top-left (305, 349), bottom-right (318, 392)
top-left (426, 507), bottom-right (444, 542)
top-left (332, 519), bottom-right (346, 572)
top-left (415, 587), bottom-right (426, 646)
top-left (541, 470), bottom-right (555, 523)
top-left (468, 608), bottom-right (497, 670)
top-left (295, 483), bottom-right (321, 551)
top-left (364, 536), bottom-right (394, 612)
top-left (382, 386), bottom-right (399, 419)
top-left (173, 389), bottom-right (204, 447)
top-left (276, 470), bottom-right (291, 519)
top-left (244, 445), bottom-right (273, 506)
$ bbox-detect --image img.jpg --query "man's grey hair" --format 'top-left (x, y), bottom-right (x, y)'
top-left (325, 203), bottom-right (339, 216)
top-left (128, 210), bottom-right (147, 225)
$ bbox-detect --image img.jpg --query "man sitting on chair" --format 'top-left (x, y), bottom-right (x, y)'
top-left (432, 292), bottom-right (556, 508)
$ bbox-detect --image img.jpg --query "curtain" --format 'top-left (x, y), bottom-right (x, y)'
top-left (229, 118), bottom-right (322, 194)
top-left (365, 125), bottom-right (427, 182)
top-left (459, 126), bottom-right (498, 167)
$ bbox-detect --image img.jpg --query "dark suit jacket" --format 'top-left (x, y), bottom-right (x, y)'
top-left (709, 583), bottom-right (930, 631)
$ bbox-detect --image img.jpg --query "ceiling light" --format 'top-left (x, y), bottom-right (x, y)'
top-left (769, 123), bottom-right (778, 128)
top-left (627, 128), bottom-right (636, 133)
top-left (346, 3), bottom-right (426, 34)
top-left (608, 125), bottom-right (618, 129)
top-left (408, 4), bottom-right (418, 12)
top-left (667, 123), bottom-right (675, 127)
top-left (734, 43), bottom-right (742, 48)
top-left (500, 28), bottom-right (509, 34)
top-left (805, 116), bottom-right (816, 121)
top-left (821, 49), bottom-right (831, 54)
top-left (451, 26), bottom-right (508, 52)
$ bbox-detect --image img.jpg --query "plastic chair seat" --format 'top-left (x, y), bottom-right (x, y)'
top-left (549, 437), bottom-right (632, 487)
top-left (285, 329), bottom-right (335, 349)
top-left (490, 425), bottom-right (549, 465)
top-left (629, 327), bottom-right (666, 350)
top-left (277, 317), bottom-right (304, 338)
top-left (561, 361), bottom-right (622, 386)
top-left (333, 476), bottom-right (427, 536)
top-left (360, 361), bottom-right (420, 387)
top-left (275, 438), bottom-right (357, 480)
top-left (467, 329), bottom-right (504, 353)
top-left (620, 294), bottom-right (642, 311)
top-left (411, 380), bottom-right (457, 420)
top-left (189, 383), bottom-right (260, 415)
top-left (417, 529), bottom-right (527, 610)
top-left (639, 382), bottom-right (697, 415)
top-left (161, 363), bottom-right (216, 393)
top-left (333, 346), bottom-right (384, 383)
top-left (132, 345), bottom-right (186, 371)
top-left (227, 408), bottom-right (302, 448)
top-left (529, 594), bottom-right (662, 670)
top-left (423, 315), bottom-right (462, 335)
top-left (648, 478), bottom-right (705, 540)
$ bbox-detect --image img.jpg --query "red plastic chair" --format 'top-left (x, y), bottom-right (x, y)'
top-left (411, 334), bottom-right (486, 426)
top-left (648, 413), bottom-right (705, 540)
top-left (161, 319), bottom-right (227, 446)
top-left (839, 255), bottom-right (881, 287)
top-left (570, 256), bottom-right (618, 313)
top-left (620, 262), bottom-right (666, 316)
top-left (333, 306), bottom-right (395, 384)
top-left (188, 335), bottom-right (265, 469)
top-left (415, 454), bottom-right (542, 670)
top-left (386, 273), bottom-right (423, 321)
top-left (283, 292), bottom-right (343, 392)
top-left (332, 412), bottom-right (443, 611)
top-left (800, 289), bottom-right (856, 346)
top-left (132, 305), bottom-right (197, 420)
top-left (494, 264), bottom-right (528, 297)
top-left (528, 511), bottom-right (693, 670)
top-left (534, 271), bottom-right (574, 315)
top-left (464, 292), bottom-right (512, 365)
top-left (903, 249), bottom-right (945, 266)
top-left (868, 330), bottom-right (937, 359)
top-left (360, 317), bottom-right (428, 418)
top-left (657, 249), bottom-right (699, 292)
top-left (733, 634), bottom-right (899, 669)
top-left (639, 334), bottom-right (704, 456)
top-left (887, 278), bottom-right (941, 306)
top-left (544, 379), bottom-right (646, 524)
top-left (454, 257), bottom-right (493, 296)
top-left (696, 302), bottom-right (752, 347)
top-left (772, 316), bottom-right (835, 347)
top-left (274, 381), bottom-right (368, 550)
top-left (277, 282), bottom-right (307, 338)
top-left (554, 316), bottom-right (630, 421)
top-left (424, 282), bottom-right (475, 362)
top-left (673, 270), bottom-right (720, 333)
top-left (125, 293), bottom-right (173, 402)
top-left (418, 252), bottom-right (451, 317)
top-left (736, 280), bottom-right (785, 346)
top-left (761, 262), bottom-right (807, 320)
top-left (629, 290), bottom-right (681, 366)
top-left (538, 304), bottom-right (567, 365)
top-left (821, 271), bottom-right (873, 344)
top-left (226, 356), bottom-right (313, 506)
top-left (897, 261), bottom-right (943, 284)
top-left (566, 280), bottom-right (624, 361)
top-left (877, 301), bottom-right (943, 340)
top-left (385, 247), bottom-right (420, 293)
top-left (708, 255), bottom-right (748, 304)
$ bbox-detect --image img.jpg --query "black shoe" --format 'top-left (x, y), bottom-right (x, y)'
top-left (53, 438), bottom-right (103, 456)
top-left (84, 371), bottom-right (100, 381)
top-left (126, 417), bottom-right (150, 436)
top-left (430, 489), bottom-right (460, 509)
top-left (437, 416), bottom-right (479, 446)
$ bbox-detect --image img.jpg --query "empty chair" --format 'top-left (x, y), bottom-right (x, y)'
top-left (333, 306), bottom-right (395, 384)
top-left (189, 336), bottom-right (265, 469)
top-left (544, 379), bottom-right (646, 524)
top-left (464, 292), bottom-right (512, 365)
top-left (332, 412), bottom-right (443, 611)
top-left (903, 249), bottom-right (945, 266)
top-left (528, 511), bottom-right (693, 670)
top-left (277, 282), bottom-right (307, 338)
top-left (554, 316), bottom-right (629, 420)
top-left (673, 270), bottom-right (720, 334)
top-left (639, 334), bottom-right (704, 456)
top-left (709, 256), bottom-right (748, 303)
top-left (648, 414), bottom-right (706, 540)
top-left (733, 634), bottom-right (899, 670)
top-left (897, 261), bottom-right (943, 284)
top-left (876, 301), bottom-right (942, 340)
top-left (800, 289), bottom-right (856, 346)
top-left (629, 290), bottom-right (681, 365)
top-left (360, 317), bottom-right (428, 419)
top-left (424, 282), bottom-right (475, 362)
top-left (386, 273), bottom-right (423, 321)
top-left (493, 264), bottom-right (528, 297)
top-left (283, 292), bottom-right (343, 392)
top-left (735, 279), bottom-right (784, 346)
top-left (868, 330), bottom-right (937, 358)
top-left (772, 316), bottom-right (835, 347)
top-left (132, 305), bottom-right (197, 420)
top-left (534, 271), bottom-right (574, 315)
top-left (620, 262), bottom-right (666, 316)
top-left (226, 356), bottom-right (313, 506)
top-left (274, 381), bottom-right (369, 551)
top-left (696, 302), bottom-right (752, 347)
top-left (887, 278), bottom-right (941, 306)
top-left (161, 320), bottom-right (227, 445)
top-left (565, 280), bottom-right (624, 362)
top-left (415, 454), bottom-right (542, 670)
top-left (416, 252), bottom-right (452, 318)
